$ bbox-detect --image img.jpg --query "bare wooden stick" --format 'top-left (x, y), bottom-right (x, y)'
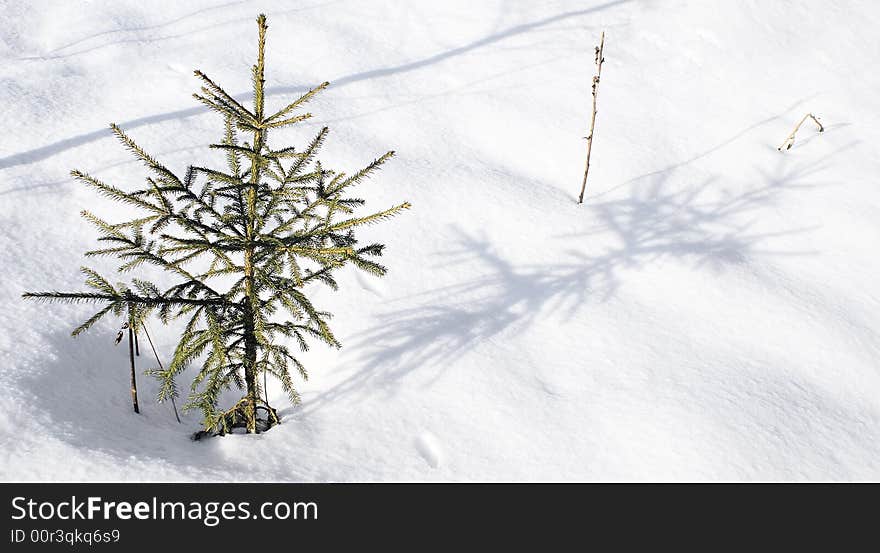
top-left (127, 322), bottom-right (140, 414)
top-left (778, 113), bottom-right (824, 151)
top-left (578, 31), bottom-right (605, 204)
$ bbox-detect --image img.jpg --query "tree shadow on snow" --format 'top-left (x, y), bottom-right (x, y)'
top-left (7, 144), bottom-right (851, 477)
top-left (0, 0), bottom-right (629, 172)
top-left (9, 325), bottom-right (306, 480)
top-left (307, 148), bottom-right (847, 408)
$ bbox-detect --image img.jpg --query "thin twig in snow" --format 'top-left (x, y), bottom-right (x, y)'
top-left (578, 31), bottom-right (605, 204)
top-left (778, 113), bottom-right (824, 151)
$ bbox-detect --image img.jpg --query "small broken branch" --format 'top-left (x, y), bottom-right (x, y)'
top-left (141, 322), bottom-right (181, 423)
top-left (578, 31), bottom-right (605, 204)
top-left (778, 113), bottom-right (824, 151)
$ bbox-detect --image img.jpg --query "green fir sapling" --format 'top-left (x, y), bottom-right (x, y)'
top-left (23, 14), bottom-right (410, 435)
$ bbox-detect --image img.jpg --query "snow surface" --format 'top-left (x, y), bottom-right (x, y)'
top-left (1, 0), bottom-right (879, 481)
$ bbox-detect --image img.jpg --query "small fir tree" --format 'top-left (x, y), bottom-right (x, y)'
top-left (23, 14), bottom-right (410, 435)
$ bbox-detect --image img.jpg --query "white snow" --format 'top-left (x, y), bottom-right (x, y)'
top-left (1, 0), bottom-right (879, 481)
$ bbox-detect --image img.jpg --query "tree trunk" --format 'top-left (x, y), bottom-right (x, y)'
top-left (128, 325), bottom-right (140, 414)
top-left (243, 36), bottom-right (266, 433)
top-left (242, 296), bottom-right (258, 434)
top-left (241, 121), bottom-right (264, 434)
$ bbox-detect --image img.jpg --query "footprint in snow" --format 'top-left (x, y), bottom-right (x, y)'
top-left (354, 271), bottom-right (385, 296)
top-left (414, 432), bottom-right (443, 469)
top-left (166, 62), bottom-right (190, 74)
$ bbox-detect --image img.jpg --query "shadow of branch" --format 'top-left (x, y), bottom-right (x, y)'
top-left (307, 152), bottom-right (839, 409)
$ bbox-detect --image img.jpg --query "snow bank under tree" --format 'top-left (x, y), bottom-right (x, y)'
top-left (1, 0), bottom-right (878, 481)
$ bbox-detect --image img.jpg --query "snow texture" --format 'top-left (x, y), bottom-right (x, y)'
top-left (1, 0), bottom-right (879, 481)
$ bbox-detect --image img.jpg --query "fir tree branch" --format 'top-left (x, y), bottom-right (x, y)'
top-left (266, 81), bottom-right (329, 122)
top-left (72, 171), bottom-right (164, 214)
top-left (109, 124), bottom-right (183, 187)
top-left (327, 151), bottom-right (396, 196)
top-left (264, 113), bottom-right (312, 128)
top-left (23, 291), bottom-right (230, 308)
top-left (193, 70), bottom-right (257, 123)
top-left (323, 202), bottom-right (411, 232)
